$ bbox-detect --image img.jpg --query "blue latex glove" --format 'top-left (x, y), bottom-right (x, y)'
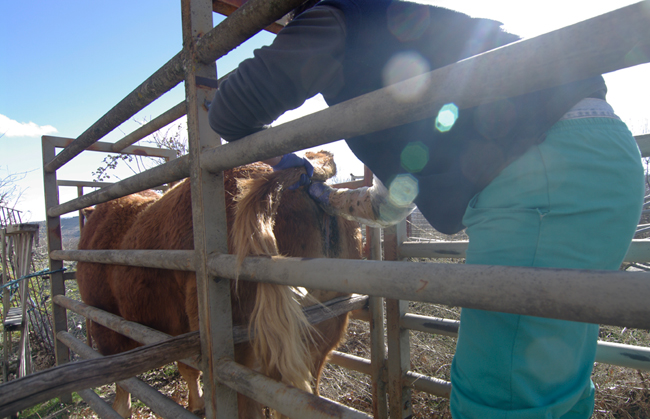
top-left (271, 153), bottom-right (314, 190)
top-left (308, 181), bottom-right (333, 206)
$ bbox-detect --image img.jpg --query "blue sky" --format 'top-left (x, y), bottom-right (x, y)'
top-left (1, 1), bottom-right (649, 221)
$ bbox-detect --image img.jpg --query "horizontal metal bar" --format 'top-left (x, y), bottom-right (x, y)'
top-left (400, 239), bottom-right (650, 263)
top-left (595, 341), bottom-right (650, 371)
top-left (46, 156), bottom-right (190, 217)
top-left (44, 135), bottom-right (177, 160)
top-left (636, 134), bottom-right (650, 157)
top-left (400, 242), bottom-right (468, 259)
top-left (329, 351), bottom-right (373, 376)
top-left (622, 240), bottom-right (650, 263)
top-left (200, 3), bottom-right (650, 173)
top-left (212, 0), bottom-right (287, 34)
top-left (76, 389), bottom-right (123, 419)
top-left (403, 371), bottom-right (451, 399)
top-left (58, 331), bottom-right (200, 419)
top-left (43, 0), bottom-right (303, 174)
top-left (54, 295), bottom-right (181, 344)
top-left (215, 357), bottom-right (372, 419)
top-left (53, 295), bottom-right (201, 370)
top-left (206, 253), bottom-right (650, 330)
top-left (50, 249), bottom-right (195, 271)
top-left (112, 102), bottom-right (186, 152)
top-left (194, 0), bottom-right (304, 66)
top-left (53, 271), bottom-right (364, 342)
top-left (57, 180), bottom-right (114, 189)
top-left (401, 313), bottom-right (460, 338)
top-left (402, 312), bottom-right (650, 371)
top-left (329, 351), bottom-right (451, 398)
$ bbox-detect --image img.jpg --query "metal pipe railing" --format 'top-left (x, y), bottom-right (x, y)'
top-left (43, 0), bottom-right (305, 174)
top-left (47, 247), bottom-right (650, 330)
top-left (111, 102), bottom-right (186, 152)
top-left (636, 133), bottom-right (650, 156)
top-left (399, 239), bottom-right (650, 263)
top-left (76, 389), bottom-right (123, 419)
top-left (204, 253), bottom-right (650, 330)
top-left (44, 135), bottom-right (177, 160)
top-left (47, 156), bottom-right (190, 217)
top-left (214, 357), bottom-right (372, 419)
top-left (49, 249), bottom-right (195, 271)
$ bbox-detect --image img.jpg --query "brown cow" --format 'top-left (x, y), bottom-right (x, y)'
top-left (76, 151), bottom-right (362, 418)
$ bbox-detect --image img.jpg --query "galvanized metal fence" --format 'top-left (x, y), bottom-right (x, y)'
top-left (1, 0), bottom-right (649, 417)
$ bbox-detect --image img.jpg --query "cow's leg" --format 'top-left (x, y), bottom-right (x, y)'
top-left (177, 362), bottom-right (205, 415)
top-left (113, 384), bottom-right (132, 418)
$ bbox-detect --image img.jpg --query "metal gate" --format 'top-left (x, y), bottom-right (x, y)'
top-left (1, 0), bottom-right (649, 417)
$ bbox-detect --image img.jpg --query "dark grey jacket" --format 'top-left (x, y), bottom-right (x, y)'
top-left (209, 1), bottom-right (606, 234)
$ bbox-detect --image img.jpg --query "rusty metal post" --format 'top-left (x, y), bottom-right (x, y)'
top-left (383, 221), bottom-right (411, 418)
top-left (41, 136), bottom-right (72, 403)
top-left (181, 0), bottom-right (237, 417)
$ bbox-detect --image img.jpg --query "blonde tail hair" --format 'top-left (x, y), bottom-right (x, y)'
top-left (231, 168), bottom-right (314, 393)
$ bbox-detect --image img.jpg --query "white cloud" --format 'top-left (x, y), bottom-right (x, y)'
top-left (0, 114), bottom-right (58, 138)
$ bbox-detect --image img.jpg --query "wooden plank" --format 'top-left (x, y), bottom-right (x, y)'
top-left (4, 224), bottom-right (39, 235)
top-left (3, 307), bottom-right (24, 332)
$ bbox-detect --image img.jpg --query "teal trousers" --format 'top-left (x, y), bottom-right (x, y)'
top-left (450, 118), bottom-right (644, 418)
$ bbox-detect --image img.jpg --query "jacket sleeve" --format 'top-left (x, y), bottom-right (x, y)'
top-left (208, 6), bottom-right (347, 142)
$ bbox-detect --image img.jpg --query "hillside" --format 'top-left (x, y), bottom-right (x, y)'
top-left (35, 216), bottom-right (81, 250)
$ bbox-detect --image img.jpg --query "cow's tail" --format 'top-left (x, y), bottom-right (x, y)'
top-left (231, 168), bottom-right (314, 393)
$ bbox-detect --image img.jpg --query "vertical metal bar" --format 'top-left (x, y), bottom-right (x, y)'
top-left (2, 227), bottom-right (9, 384)
top-left (77, 186), bottom-right (85, 232)
top-left (41, 136), bottom-right (72, 403)
top-left (364, 166), bottom-right (388, 418)
top-left (181, 1), bottom-right (237, 418)
top-left (384, 221), bottom-right (412, 418)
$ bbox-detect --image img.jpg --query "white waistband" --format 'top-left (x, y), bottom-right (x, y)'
top-left (559, 98), bottom-right (620, 121)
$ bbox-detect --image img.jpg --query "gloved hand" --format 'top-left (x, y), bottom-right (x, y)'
top-left (308, 181), bottom-right (333, 206)
top-left (271, 153), bottom-right (314, 190)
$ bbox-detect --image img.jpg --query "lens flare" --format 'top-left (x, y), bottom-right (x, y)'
top-left (382, 51), bottom-right (431, 103)
top-left (435, 103), bottom-right (459, 132)
top-left (388, 174), bottom-right (419, 207)
top-left (400, 142), bottom-right (429, 173)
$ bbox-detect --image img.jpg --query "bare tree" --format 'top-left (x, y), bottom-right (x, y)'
top-left (0, 169), bottom-right (27, 209)
top-left (93, 120), bottom-right (188, 181)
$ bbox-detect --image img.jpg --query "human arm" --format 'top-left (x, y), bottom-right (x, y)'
top-left (309, 176), bottom-right (416, 228)
top-left (208, 5), bottom-right (347, 142)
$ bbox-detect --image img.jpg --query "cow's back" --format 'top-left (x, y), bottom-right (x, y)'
top-left (77, 190), bottom-right (160, 355)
